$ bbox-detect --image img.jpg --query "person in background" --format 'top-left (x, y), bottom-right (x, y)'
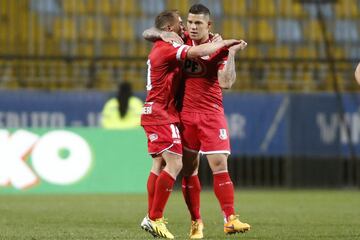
top-left (101, 82), bottom-right (143, 129)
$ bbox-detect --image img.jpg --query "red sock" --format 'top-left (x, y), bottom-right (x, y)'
top-left (147, 172), bottom-right (158, 214)
top-left (149, 171), bottom-right (175, 220)
top-left (182, 175), bottom-right (201, 221)
top-left (213, 172), bottom-right (235, 219)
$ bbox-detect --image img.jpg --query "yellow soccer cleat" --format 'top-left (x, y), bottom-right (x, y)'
top-left (140, 215), bottom-right (157, 238)
top-left (150, 217), bottom-right (174, 239)
top-left (189, 219), bottom-right (204, 239)
top-left (224, 215), bottom-right (251, 234)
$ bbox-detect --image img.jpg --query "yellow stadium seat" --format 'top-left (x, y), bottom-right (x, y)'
top-left (332, 47), bottom-right (346, 59)
top-left (223, 0), bottom-right (247, 16)
top-left (62, 0), bottom-right (86, 14)
top-left (294, 63), bottom-right (317, 91)
top-left (278, 0), bottom-right (307, 18)
top-left (233, 63), bottom-right (251, 89)
top-left (97, 0), bottom-right (111, 14)
top-left (251, 0), bottom-right (276, 17)
top-left (248, 20), bottom-right (275, 42)
top-left (78, 43), bottom-right (95, 57)
top-left (222, 18), bottom-right (246, 39)
top-left (241, 45), bottom-right (262, 58)
top-left (79, 17), bottom-right (105, 40)
top-left (109, 18), bottom-right (135, 41)
top-left (0, 0), bottom-right (8, 18)
top-left (54, 17), bottom-right (77, 41)
top-left (111, 0), bottom-right (137, 15)
top-left (165, 0), bottom-right (190, 15)
top-left (304, 20), bottom-right (323, 42)
top-left (136, 41), bottom-right (151, 57)
top-left (80, 17), bottom-right (95, 40)
top-left (268, 46), bottom-right (291, 59)
top-left (295, 45), bottom-right (318, 59)
top-left (102, 42), bottom-right (122, 57)
top-left (335, 0), bottom-right (359, 18)
top-left (265, 63), bottom-right (289, 91)
top-left (86, 0), bottom-right (96, 14)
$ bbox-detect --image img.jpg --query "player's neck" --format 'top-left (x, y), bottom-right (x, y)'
top-left (193, 35), bottom-right (210, 45)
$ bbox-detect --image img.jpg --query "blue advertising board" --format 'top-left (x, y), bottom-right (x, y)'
top-left (1, 90), bottom-right (360, 157)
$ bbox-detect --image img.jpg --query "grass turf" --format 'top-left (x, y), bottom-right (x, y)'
top-left (0, 190), bottom-right (359, 239)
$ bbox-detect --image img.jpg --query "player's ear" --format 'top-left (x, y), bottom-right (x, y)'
top-left (208, 20), bottom-right (212, 29)
top-left (166, 24), bottom-right (173, 32)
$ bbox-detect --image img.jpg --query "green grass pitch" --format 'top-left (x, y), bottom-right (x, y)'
top-left (0, 190), bottom-right (360, 239)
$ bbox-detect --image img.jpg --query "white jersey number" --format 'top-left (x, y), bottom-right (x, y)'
top-left (146, 59), bottom-right (152, 91)
top-left (170, 124), bottom-right (180, 139)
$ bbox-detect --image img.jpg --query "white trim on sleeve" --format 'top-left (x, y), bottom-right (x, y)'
top-left (176, 45), bottom-right (187, 61)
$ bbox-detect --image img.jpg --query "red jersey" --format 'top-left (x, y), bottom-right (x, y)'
top-left (181, 33), bottom-right (229, 114)
top-left (141, 40), bottom-right (190, 126)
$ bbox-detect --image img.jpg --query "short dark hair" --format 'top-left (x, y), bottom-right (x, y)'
top-left (155, 10), bottom-right (178, 30)
top-left (189, 4), bottom-right (211, 16)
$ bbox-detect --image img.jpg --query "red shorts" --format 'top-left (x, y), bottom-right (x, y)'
top-left (179, 112), bottom-right (231, 155)
top-left (142, 124), bottom-right (182, 156)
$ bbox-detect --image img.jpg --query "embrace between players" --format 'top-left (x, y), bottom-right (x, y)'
top-left (139, 4), bottom-right (250, 239)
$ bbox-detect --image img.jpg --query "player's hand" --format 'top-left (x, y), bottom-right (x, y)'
top-left (355, 62), bottom-right (360, 85)
top-left (222, 39), bottom-right (242, 48)
top-left (210, 32), bottom-right (223, 42)
top-left (228, 40), bottom-right (247, 53)
top-left (160, 31), bottom-right (184, 44)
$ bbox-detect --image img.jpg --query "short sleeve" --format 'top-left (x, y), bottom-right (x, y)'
top-left (163, 42), bottom-right (191, 62)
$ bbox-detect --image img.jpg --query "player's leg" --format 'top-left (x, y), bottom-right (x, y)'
top-left (181, 149), bottom-right (203, 239)
top-left (179, 112), bottom-right (204, 238)
top-left (141, 156), bottom-right (164, 237)
top-left (147, 156), bottom-right (164, 214)
top-left (149, 150), bottom-right (182, 239)
top-left (198, 113), bottom-right (250, 234)
top-left (207, 153), bottom-right (250, 234)
top-left (150, 150), bottom-right (182, 220)
top-left (141, 124), bottom-right (182, 238)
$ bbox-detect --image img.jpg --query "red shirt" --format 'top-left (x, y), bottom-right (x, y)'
top-left (141, 40), bottom-right (190, 126)
top-left (181, 32), bottom-right (229, 114)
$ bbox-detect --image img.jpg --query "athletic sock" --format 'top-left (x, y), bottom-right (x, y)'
top-left (147, 172), bottom-right (158, 214)
top-left (149, 171), bottom-right (175, 220)
top-left (213, 172), bottom-right (235, 219)
top-left (182, 175), bottom-right (201, 220)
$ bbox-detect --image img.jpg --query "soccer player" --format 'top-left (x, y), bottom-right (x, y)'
top-left (355, 62), bottom-right (360, 85)
top-left (140, 10), bottom-right (243, 239)
top-left (143, 4), bottom-right (250, 238)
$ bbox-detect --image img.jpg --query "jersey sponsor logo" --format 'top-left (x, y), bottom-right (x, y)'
top-left (149, 133), bottom-right (158, 142)
top-left (183, 59), bottom-right (206, 76)
top-left (219, 129), bottom-right (228, 140)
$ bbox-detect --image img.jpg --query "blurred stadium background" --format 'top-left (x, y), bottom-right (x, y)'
top-left (1, 0), bottom-right (360, 239)
top-left (0, 0), bottom-right (360, 194)
top-left (0, 0), bottom-right (359, 91)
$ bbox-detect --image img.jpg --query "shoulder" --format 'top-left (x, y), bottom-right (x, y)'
top-left (356, 62), bottom-right (360, 85)
top-left (102, 98), bottom-right (118, 111)
top-left (105, 98), bottom-right (118, 106)
top-left (130, 96), bottom-right (143, 104)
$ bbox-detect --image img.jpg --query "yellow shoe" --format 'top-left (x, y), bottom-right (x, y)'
top-left (224, 215), bottom-right (250, 234)
top-left (150, 217), bottom-right (174, 239)
top-left (140, 215), bottom-right (157, 237)
top-left (189, 219), bottom-right (204, 239)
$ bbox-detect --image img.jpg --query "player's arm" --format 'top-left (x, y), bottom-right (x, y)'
top-left (143, 27), bottom-right (184, 44)
top-left (218, 40), bottom-right (248, 89)
top-left (355, 62), bottom-right (360, 85)
top-left (186, 39), bottom-right (241, 59)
